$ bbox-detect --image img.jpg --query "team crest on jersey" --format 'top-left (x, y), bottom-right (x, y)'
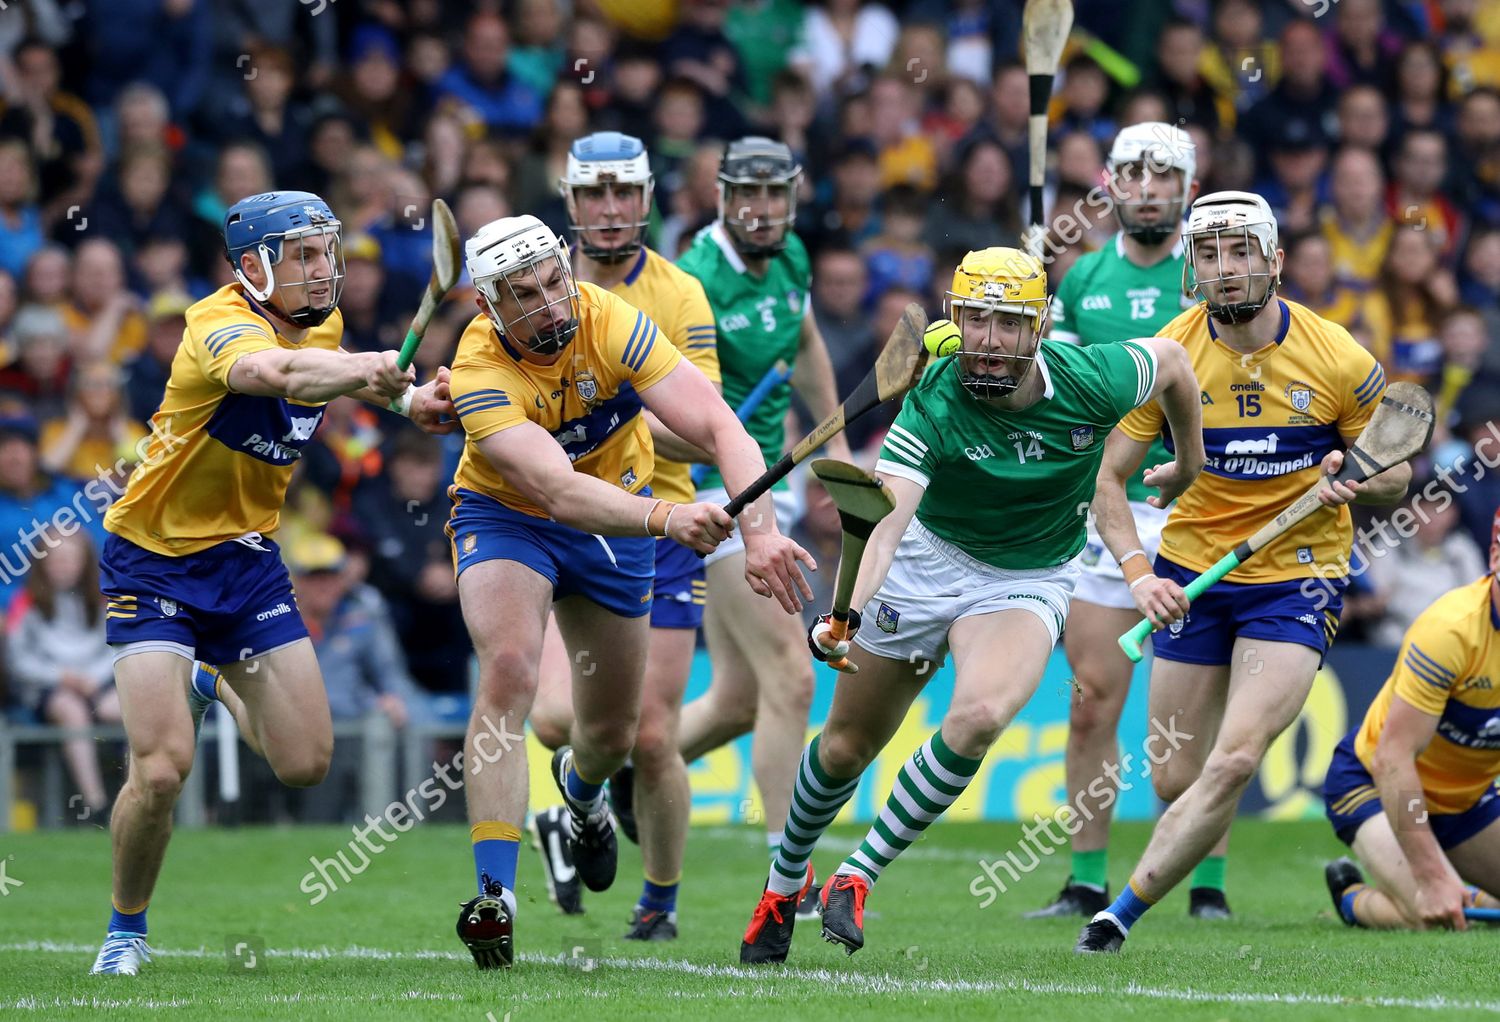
top-left (575, 369), bottom-right (599, 406)
top-left (1070, 426), bottom-right (1095, 451)
top-left (157, 597), bottom-right (178, 618)
top-left (876, 602), bottom-right (900, 634)
top-left (621, 466), bottom-right (637, 488)
top-left (1285, 381), bottom-right (1314, 412)
top-left (786, 289), bottom-right (803, 314)
top-left (1168, 613), bottom-right (1187, 636)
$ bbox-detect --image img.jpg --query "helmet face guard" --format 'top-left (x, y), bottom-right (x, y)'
top-left (943, 248), bottom-right (1050, 400)
top-left (475, 244), bottom-right (581, 357)
top-left (225, 192), bottom-right (346, 330)
top-left (564, 179), bottom-right (653, 264)
top-left (1111, 161), bottom-right (1190, 247)
top-left (1184, 223), bottom-right (1278, 326)
top-left (252, 224), bottom-right (345, 329)
top-left (718, 138), bottom-right (802, 260)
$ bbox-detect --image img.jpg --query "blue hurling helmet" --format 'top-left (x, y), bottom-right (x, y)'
top-left (224, 191), bottom-right (345, 328)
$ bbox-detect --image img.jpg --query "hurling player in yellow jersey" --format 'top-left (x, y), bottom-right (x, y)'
top-left (1323, 509), bottom-right (1500, 931)
top-left (448, 214), bottom-right (811, 969)
top-left (526, 132), bottom-right (722, 935)
top-left (89, 191), bottom-right (454, 977)
top-left (1077, 191), bottom-right (1413, 953)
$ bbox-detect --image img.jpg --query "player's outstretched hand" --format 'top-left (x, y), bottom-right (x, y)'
top-left (667, 501), bottom-right (734, 554)
top-left (410, 366), bottom-right (458, 435)
top-left (364, 350), bottom-right (415, 402)
top-left (1142, 458), bottom-right (1202, 508)
top-left (808, 609), bottom-right (860, 668)
top-left (1414, 873), bottom-right (1469, 930)
top-left (1315, 450), bottom-right (1363, 507)
top-left (744, 532), bottom-right (816, 614)
top-left (1131, 575), bottom-right (1189, 632)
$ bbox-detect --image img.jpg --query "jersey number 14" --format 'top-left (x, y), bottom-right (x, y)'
top-left (1013, 437), bottom-right (1045, 462)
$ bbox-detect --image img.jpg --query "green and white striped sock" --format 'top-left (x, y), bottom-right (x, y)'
top-left (837, 729), bottom-right (982, 886)
top-left (767, 735), bottom-right (860, 896)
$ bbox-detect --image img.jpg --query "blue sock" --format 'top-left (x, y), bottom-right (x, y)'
top-left (1339, 885), bottom-right (1365, 926)
top-left (1104, 883), bottom-right (1155, 932)
top-left (565, 765), bottom-right (604, 806)
top-left (640, 878), bottom-right (678, 914)
top-left (108, 901), bottom-right (147, 935)
top-left (471, 822), bottom-right (521, 894)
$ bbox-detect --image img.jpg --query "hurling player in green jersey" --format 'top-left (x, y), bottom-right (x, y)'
top-left (738, 247), bottom-right (1204, 964)
top-left (675, 138), bottom-right (852, 902)
top-left (1028, 122), bottom-right (1218, 920)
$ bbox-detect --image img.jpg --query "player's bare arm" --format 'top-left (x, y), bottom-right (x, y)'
top-left (640, 357), bottom-right (816, 613)
top-left (345, 363), bottom-right (458, 436)
top-left (1369, 694), bottom-right (1469, 929)
top-left (473, 420), bottom-right (732, 554)
top-left (228, 345), bottom-right (411, 404)
top-left (642, 406), bottom-right (715, 463)
top-left (792, 310), bottom-right (853, 463)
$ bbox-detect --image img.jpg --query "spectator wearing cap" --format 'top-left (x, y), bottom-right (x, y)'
top-left (922, 138), bottom-right (1019, 255)
top-left (432, 12), bottom-right (544, 138)
top-left (39, 360), bottom-right (148, 482)
top-left (0, 414), bottom-right (108, 607)
top-left (338, 26), bottom-right (415, 163)
top-left (661, 0), bottom-right (751, 139)
top-left (1256, 113), bottom-right (1330, 236)
top-left (1323, 0), bottom-right (1403, 93)
top-left (1, 305), bottom-right (72, 421)
top-left (788, 0), bottom-right (900, 101)
top-left (0, 37), bottom-right (104, 216)
top-left (1240, 19), bottom-right (1339, 172)
top-left (1320, 146), bottom-right (1394, 290)
top-left (283, 531), bottom-right (435, 822)
top-left (123, 290), bottom-right (189, 423)
top-left (1388, 129), bottom-right (1463, 262)
top-left (64, 238), bottom-right (145, 364)
top-left (1335, 84), bottom-right (1391, 156)
top-left (4, 530), bottom-right (119, 814)
top-left (220, 43), bottom-right (313, 184)
top-left (0, 140), bottom-right (44, 281)
top-left (353, 431), bottom-right (468, 695)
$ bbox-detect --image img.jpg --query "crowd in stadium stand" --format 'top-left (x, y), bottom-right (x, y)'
top-left (0, 0), bottom-right (1498, 742)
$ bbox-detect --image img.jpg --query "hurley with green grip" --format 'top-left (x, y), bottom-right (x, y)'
top-left (392, 198), bottom-right (462, 394)
top-left (1118, 382), bottom-right (1435, 662)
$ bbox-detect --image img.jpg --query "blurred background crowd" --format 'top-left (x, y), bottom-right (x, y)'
top-left (0, 0), bottom-right (1498, 809)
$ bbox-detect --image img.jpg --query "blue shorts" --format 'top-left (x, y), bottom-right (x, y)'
top-left (1150, 556), bottom-right (1344, 666)
top-left (1324, 731), bottom-right (1500, 848)
top-left (99, 532), bottom-right (309, 665)
top-left (650, 536), bottom-right (706, 630)
top-left (448, 487), bottom-right (654, 618)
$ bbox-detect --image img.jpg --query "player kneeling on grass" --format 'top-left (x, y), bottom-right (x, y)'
top-left (1324, 506), bottom-right (1500, 930)
top-left (90, 191), bottom-right (455, 976)
top-left (446, 215), bottom-right (812, 970)
top-left (738, 247), bottom-right (1204, 964)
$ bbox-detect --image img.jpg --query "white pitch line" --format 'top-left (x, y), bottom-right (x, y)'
top-left (7, 942), bottom-right (1500, 1014)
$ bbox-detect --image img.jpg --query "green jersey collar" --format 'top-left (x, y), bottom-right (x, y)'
top-left (1114, 231), bottom-right (1185, 267)
top-left (710, 221), bottom-right (749, 275)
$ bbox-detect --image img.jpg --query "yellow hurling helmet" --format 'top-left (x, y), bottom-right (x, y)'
top-left (944, 247), bottom-right (1050, 399)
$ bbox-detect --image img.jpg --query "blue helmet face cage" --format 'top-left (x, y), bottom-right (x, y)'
top-left (564, 178), bottom-right (654, 265)
top-left (225, 194), bottom-right (346, 329)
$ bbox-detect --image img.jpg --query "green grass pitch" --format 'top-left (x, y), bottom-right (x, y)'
top-left (2, 819), bottom-right (1497, 1020)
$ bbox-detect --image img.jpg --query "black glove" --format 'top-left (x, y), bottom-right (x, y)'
top-left (807, 608), bottom-right (862, 662)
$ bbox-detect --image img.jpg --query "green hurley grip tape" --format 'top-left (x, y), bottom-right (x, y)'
top-left (396, 328), bottom-right (421, 372)
top-left (1117, 550), bottom-right (1242, 662)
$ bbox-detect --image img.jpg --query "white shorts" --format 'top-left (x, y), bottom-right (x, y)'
top-left (695, 486), bottom-right (802, 567)
top-left (1070, 500), bottom-right (1170, 611)
top-left (854, 518), bottom-right (1079, 668)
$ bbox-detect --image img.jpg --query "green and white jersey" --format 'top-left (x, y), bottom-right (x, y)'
top-left (878, 339), bottom-right (1158, 570)
top-left (1049, 233), bottom-right (1193, 503)
top-left (677, 222), bottom-right (810, 493)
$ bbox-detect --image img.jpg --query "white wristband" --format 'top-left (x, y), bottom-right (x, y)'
top-left (1128, 574), bottom-right (1154, 591)
top-left (1118, 549), bottom-right (1147, 565)
top-left (662, 505), bottom-right (677, 539)
top-left (392, 384), bottom-right (417, 418)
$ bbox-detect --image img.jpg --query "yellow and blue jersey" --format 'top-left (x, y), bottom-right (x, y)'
top-left (1354, 576), bottom-right (1500, 815)
top-left (103, 284), bottom-right (343, 556)
top-left (449, 280), bottom-right (683, 518)
top-left (597, 246), bottom-right (718, 505)
top-left (1119, 298), bottom-right (1385, 584)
